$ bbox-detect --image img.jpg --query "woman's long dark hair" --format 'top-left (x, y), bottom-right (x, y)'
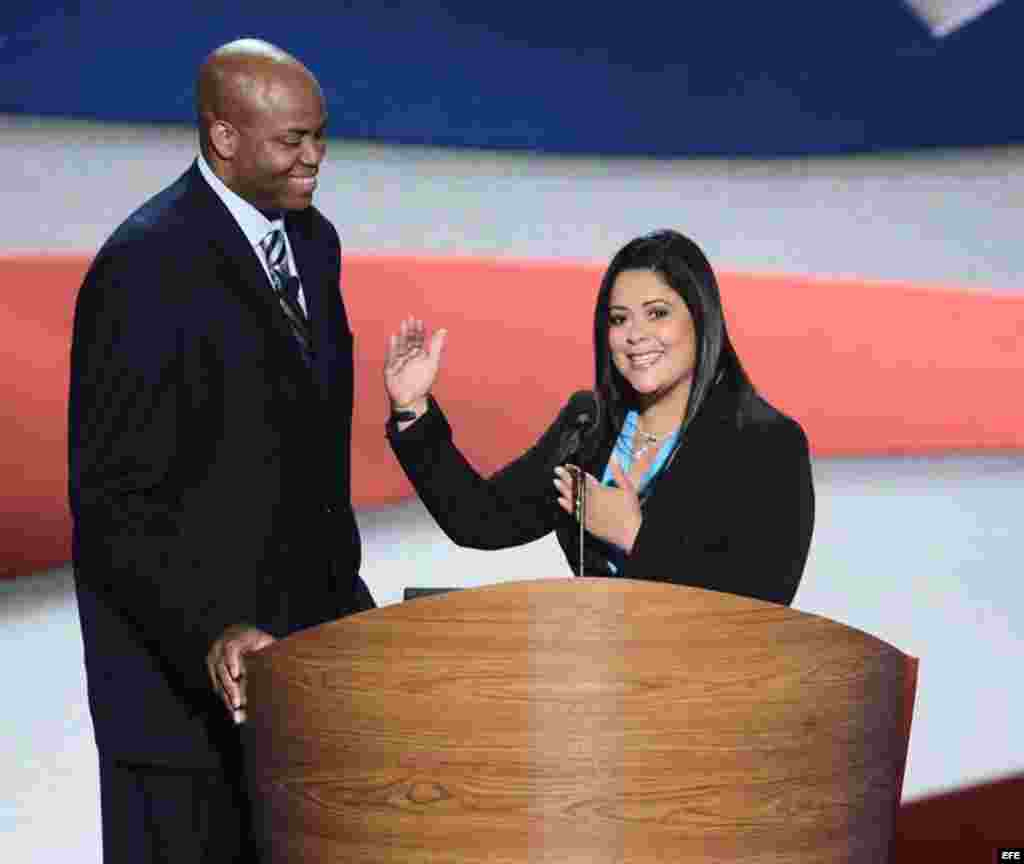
top-left (593, 229), bottom-right (753, 443)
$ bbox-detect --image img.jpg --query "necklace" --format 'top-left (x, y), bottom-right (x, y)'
top-left (630, 428), bottom-right (672, 459)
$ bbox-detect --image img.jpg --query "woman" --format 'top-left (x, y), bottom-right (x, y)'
top-left (384, 230), bottom-right (814, 605)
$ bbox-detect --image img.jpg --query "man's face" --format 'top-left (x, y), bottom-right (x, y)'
top-left (229, 68), bottom-right (327, 212)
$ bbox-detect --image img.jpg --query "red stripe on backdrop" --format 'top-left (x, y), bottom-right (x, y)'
top-left (2, 253), bottom-right (1022, 578)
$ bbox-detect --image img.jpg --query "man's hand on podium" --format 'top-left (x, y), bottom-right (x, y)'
top-left (207, 624), bottom-right (276, 725)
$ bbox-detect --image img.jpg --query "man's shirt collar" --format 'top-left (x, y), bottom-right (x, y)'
top-left (197, 154), bottom-right (281, 249)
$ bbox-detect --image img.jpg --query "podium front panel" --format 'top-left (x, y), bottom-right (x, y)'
top-left (244, 579), bottom-right (912, 863)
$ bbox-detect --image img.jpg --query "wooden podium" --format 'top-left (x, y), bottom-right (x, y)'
top-left (243, 579), bottom-right (915, 863)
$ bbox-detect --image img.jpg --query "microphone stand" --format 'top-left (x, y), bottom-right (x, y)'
top-left (567, 465), bottom-right (586, 578)
top-left (558, 394), bottom-right (598, 579)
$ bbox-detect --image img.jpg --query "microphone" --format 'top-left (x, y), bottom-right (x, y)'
top-left (554, 390), bottom-right (599, 465)
top-left (554, 391), bottom-right (599, 578)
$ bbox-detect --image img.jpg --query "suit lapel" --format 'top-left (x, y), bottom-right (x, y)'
top-left (184, 163), bottom-right (315, 387)
top-left (585, 430), bottom-right (616, 480)
top-left (636, 379), bottom-right (740, 521)
top-left (286, 210), bottom-right (331, 398)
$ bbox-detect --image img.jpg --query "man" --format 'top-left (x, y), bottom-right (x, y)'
top-left (68, 39), bottom-right (374, 861)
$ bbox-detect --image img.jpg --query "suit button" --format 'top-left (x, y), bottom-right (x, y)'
top-left (325, 503), bottom-right (336, 516)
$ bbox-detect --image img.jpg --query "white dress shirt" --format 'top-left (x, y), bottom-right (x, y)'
top-left (196, 154), bottom-right (308, 315)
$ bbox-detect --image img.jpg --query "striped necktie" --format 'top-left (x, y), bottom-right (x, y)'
top-left (260, 226), bottom-right (313, 363)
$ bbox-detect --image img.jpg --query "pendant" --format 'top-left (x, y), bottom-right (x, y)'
top-left (631, 431), bottom-right (660, 459)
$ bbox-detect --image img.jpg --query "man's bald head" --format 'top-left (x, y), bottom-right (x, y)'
top-left (197, 39), bottom-right (317, 153)
top-left (196, 39), bottom-right (327, 211)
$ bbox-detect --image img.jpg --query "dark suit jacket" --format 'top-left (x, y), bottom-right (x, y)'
top-left (388, 376), bottom-right (814, 605)
top-left (69, 162), bottom-right (373, 769)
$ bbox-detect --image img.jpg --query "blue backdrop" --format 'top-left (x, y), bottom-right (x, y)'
top-left (3, 1), bottom-right (1021, 157)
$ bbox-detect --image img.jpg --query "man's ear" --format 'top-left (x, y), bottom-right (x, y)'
top-left (207, 118), bottom-right (238, 160)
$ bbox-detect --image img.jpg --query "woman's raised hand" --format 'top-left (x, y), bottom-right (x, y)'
top-left (384, 317), bottom-right (447, 418)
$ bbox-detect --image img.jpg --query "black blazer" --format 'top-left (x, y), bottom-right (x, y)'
top-left (388, 377), bottom-right (814, 605)
top-left (69, 162), bottom-right (373, 769)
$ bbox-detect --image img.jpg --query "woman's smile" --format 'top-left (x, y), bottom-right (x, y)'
top-left (628, 349), bottom-right (664, 369)
top-left (608, 269), bottom-right (696, 403)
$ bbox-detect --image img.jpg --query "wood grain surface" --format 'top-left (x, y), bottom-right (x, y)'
top-left (243, 579), bottom-right (912, 863)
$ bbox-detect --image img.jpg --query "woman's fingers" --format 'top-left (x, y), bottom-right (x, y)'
top-left (608, 456), bottom-right (628, 491)
top-left (553, 467), bottom-right (570, 510)
top-left (428, 328), bottom-right (448, 362)
top-left (385, 331), bottom-right (399, 368)
top-left (387, 318), bottom-right (423, 367)
top-left (553, 466), bottom-right (585, 515)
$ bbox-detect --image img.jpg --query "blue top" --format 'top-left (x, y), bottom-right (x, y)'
top-left (596, 410), bottom-right (681, 574)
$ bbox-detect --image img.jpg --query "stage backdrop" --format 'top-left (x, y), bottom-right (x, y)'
top-left (2, 1), bottom-right (1023, 157)
top-left (2, 251), bottom-right (1023, 579)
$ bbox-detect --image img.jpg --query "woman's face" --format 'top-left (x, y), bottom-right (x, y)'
top-left (607, 268), bottom-right (697, 406)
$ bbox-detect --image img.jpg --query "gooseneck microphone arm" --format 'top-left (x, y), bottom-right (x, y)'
top-left (554, 391), bottom-right (599, 579)
top-left (573, 466), bottom-right (586, 579)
